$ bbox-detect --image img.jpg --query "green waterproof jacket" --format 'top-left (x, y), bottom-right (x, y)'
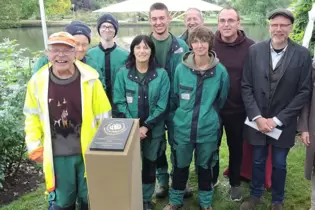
top-left (87, 43), bottom-right (128, 101)
top-left (150, 33), bottom-right (189, 115)
top-left (172, 51), bottom-right (230, 143)
top-left (113, 67), bottom-right (170, 139)
top-left (32, 55), bottom-right (100, 75)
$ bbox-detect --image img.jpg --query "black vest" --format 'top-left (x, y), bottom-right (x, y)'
top-left (269, 50), bottom-right (287, 101)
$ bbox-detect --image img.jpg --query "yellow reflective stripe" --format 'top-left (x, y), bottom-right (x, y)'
top-left (95, 111), bottom-right (112, 121)
top-left (92, 119), bottom-right (97, 128)
top-left (24, 106), bottom-right (43, 121)
top-left (23, 107), bottom-right (40, 115)
top-left (26, 139), bottom-right (41, 153)
top-left (88, 79), bottom-right (96, 86)
top-left (91, 111), bottom-right (111, 128)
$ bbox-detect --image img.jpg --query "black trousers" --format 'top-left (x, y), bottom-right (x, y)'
top-left (212, 112), bottom-right (246, 187)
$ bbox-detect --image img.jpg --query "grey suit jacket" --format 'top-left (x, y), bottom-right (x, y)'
top-left (242, 39), bottom-right (312, 148)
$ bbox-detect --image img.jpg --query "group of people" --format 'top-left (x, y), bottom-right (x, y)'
top-left (23, 2), bottom-right (315, 210)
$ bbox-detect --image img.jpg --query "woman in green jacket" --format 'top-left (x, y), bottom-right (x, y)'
top-left (164, 26), bottom-right (229, 210)
top-left (113, 35), bottom-right (170, 210)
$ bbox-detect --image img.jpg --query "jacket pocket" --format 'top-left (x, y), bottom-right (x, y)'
top-left (178, 84), bottom-right (194, 110)
top-left (126, 88), bottom-right (136, 104)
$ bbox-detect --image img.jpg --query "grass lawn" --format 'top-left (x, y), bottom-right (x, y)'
top-left (0, 135), bottom-right (310, 210)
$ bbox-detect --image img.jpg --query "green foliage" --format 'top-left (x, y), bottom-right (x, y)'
top-left (232, 0), bottom-right (291, 25)
top-left (45, 0), bottom-right (72, 16)
top-left (291, 0), bottom-right (315, 52)
top-left (0, 39), bottom-right (32, 189)
top-left (20, 0), bottom-right (39, 19)
top-left (0, 0), bottom-right (21, 29)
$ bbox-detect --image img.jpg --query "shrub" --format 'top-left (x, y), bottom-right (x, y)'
top-left (291, 0), bottom-right (315, 55)
top-left (0, 39), bottom-right (32, 189)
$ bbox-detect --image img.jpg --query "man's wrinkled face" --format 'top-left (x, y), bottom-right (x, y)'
top-left (149, 9), bottom-right (171, 35)
top-left (269, 16), bottom-right (292, 46)
top-left (218, 9), bottom-right (240, 39)
top-left (74, 35), bottom-right (89, 60)
top-left (47, 44), bottom-right (75, 72)
top-left (184, 10), bottom-right (204, 32)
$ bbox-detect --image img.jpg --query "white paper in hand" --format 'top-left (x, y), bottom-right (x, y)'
top-left (244, 117), bottom-right (282, 140)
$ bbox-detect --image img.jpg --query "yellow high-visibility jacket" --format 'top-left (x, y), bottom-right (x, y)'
top-left (23, 60), bottom-right (112, 192)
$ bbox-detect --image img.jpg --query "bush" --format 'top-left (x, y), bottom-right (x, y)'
top-left (291, 0), bottom-right (315, 55)
top-left (0, 39), bottom-right (32, 189)
top-left (0, 0), bottom-right (21, 29)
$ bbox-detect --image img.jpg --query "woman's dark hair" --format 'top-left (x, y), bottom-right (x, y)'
top-left (126, 35), bottom-right (157, 70)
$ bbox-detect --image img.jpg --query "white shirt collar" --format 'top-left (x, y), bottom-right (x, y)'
top-left (270, 42), bottom-right (288, 54)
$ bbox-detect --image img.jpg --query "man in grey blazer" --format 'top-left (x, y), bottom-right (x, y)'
top-left (240, 8), bottom-right (312, 210)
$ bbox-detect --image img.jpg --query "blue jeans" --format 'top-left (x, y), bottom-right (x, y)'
top-left (48, 201), bottom-right (52, 210)
top-left (250, 144), bottom-right (290, 204)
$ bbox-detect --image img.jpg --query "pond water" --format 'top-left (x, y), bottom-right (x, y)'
top-left (0, 24), bottom-right (269, 52)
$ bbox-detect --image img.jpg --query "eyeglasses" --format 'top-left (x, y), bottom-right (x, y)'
top-left (219, 18), bottom-right (238, 25)
top-left (100, 25), bottom-right (115, 31)
top-left (270, 24), bottom-right (292, 29)
top-left (47, 48), bottom-right (75, 55)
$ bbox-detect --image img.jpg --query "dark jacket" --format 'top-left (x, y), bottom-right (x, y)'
top-left (297, 66), bottom-right (315, 180)
top-left (242, 39), bottom-right (312, 148)
top-left (150, 33), bottom-right (189, 117)
top-left (179, 29), bottom-right (189, 46)
top-left (213, 30), bottom-right (255, 114)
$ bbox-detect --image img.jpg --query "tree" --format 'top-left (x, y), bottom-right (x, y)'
top-left (0, 0), bottom-right (21, 28)
top-left (291, 0), bottom-right (315, 53)
top-left (45, 0), bottom-right (72, 16)
top-left (232, 0), bottom-right (291, 24)
top-left (19, 0), bottom-right (38, 19)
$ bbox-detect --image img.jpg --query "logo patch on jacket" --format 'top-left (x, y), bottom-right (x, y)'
top-left (181, 93), bottom-right (190, 100)
top-left (127, 96), bottom-right (133, 103)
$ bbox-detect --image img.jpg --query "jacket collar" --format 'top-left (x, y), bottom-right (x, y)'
top-left (127, 67), bottom-right (158, 84)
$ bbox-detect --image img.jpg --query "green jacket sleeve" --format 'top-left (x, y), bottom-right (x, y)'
top-left (86, 49), bottom-right (107, 91)
top-left (218, 67), bottom-right (230, 109)
top-left (85, 56), bottom-right (106, 90)
top-left (113, 70), bottom-right (133, 118)
top-left (32, 56), bottom-right (49, 75)
top-left (144, 71), bottom-right (170, 130)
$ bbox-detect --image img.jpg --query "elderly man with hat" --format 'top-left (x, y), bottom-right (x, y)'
top-left (240, 8), bottom-right (312, 210)
top-left (87, 13), bottom-right (128, 111)
top-left (24, 32), bottom-right (112, 210)
top-left (33, 21), bottom-right (99, 74)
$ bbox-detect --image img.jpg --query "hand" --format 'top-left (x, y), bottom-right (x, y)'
top-left (33, 156), bottom-right (43, 164)
top-left (266, 118), bottom-right (277, 131)
top-left (139, 126), bottom-right (148, 140)
top-left (301, 132), bottom-right (310, 146)
top-left (255, 117), bottom-right (272, 133)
